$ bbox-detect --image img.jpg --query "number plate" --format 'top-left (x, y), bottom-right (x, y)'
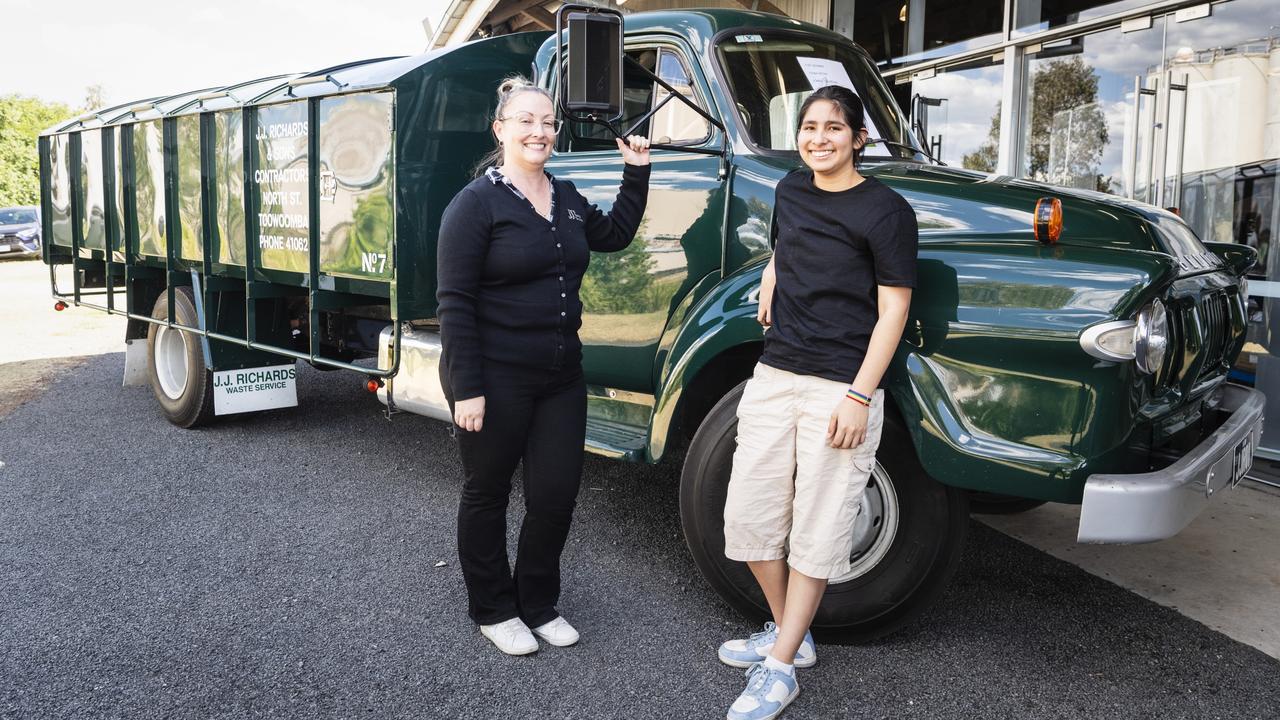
top-left (1230, 427), bottom-right (1256, 488)
top-left (0, 244), bottom-right (10, 252)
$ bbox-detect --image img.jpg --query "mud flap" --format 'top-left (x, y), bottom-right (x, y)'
top-left (122, 339), bottom-right (149, 387)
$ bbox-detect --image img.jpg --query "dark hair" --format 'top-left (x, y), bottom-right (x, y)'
top-left (472, 76), bottom-right (555, 177)
top-left (796, 85), bottom-right (868, 167)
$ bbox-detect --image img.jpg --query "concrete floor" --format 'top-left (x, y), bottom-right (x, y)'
top-left (980, 475), bottom-right (1280, 660)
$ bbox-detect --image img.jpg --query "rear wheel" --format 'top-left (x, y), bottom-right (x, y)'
top-left (680, 380), bottom-right (969, 642)
top-left (147, 287), bottom-right (215, 428)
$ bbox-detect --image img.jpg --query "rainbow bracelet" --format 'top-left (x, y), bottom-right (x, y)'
top-left (846, 388), bottom-right (872, 406)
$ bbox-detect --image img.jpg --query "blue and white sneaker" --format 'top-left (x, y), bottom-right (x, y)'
top-left (718, 622), bottom-right (817, 668)
top-left (726, 662), bottom-right (799, 720)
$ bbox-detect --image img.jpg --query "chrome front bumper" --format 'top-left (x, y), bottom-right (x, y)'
top-left (1077, 383), bottom-right (1265, 544)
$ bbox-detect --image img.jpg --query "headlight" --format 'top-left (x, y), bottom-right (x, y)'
top-left (16, 228), bottom-right (37, 239)
top-left (1135, 299), bottom-right (1168, 374)
top-left (1079, 299), bottom-right (1168, 375)
top-left (1239, 277), bottom-right (1249, 300)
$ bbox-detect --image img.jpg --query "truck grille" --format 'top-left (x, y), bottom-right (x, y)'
top-left (1196, 291), bottom-right (1232, 381)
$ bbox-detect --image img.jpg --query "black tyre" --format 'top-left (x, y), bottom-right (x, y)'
top-left (680, 380), bottom-right (969, 643)
top-left (147, 287), bottom-right (215, 428)
top-left (968, 492), bottom-right (1048, 515)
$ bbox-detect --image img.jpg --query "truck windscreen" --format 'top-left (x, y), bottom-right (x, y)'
top-left (716, 34), bottom-right (923, 161)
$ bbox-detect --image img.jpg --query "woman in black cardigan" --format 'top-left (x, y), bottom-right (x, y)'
top-left (436, 77), bottom-right (651, 656)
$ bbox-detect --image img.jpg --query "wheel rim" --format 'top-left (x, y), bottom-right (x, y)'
top-left (828, 463), bottom-right (900, 585)
top-left (154, 326), bottom-right (189, 400)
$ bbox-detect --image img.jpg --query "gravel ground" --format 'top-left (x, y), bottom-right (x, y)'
top-left (0, 258), bottom-right (126, 418)
top-left (1, 355), bottom-right (1278, 720)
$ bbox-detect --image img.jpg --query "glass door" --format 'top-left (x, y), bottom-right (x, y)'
top-left (1153, 0), bottom-right (1280, 456)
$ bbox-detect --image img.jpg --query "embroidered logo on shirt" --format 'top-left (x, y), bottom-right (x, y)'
top-left (567, 209), bottom-right (583, 222)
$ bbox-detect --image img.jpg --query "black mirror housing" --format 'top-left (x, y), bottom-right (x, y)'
top-left (563, 9), bottom-right (623, 117)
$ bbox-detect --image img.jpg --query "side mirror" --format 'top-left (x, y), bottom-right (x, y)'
top-left (559, 6), bottom-right (623, 119)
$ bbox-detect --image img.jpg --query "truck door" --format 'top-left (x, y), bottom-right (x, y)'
top-left (549, 41), bottom-right (725, 393)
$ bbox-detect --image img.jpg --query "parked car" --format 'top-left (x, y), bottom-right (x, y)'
top-left (37, 7), bottom-right (1261, 641)
top-left (0, 206), bottom-right (41, 257)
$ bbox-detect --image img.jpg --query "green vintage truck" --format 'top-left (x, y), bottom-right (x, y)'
top-left (38, 7), bottom-right (1263, 640)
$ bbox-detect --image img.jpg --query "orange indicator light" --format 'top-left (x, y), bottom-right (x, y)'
top-left (54, 301), bottom-right (68, 311)
top-left (1034, 197), bottom-right (1063, 244)
top-left (365, 378), bottom-right (383, 393)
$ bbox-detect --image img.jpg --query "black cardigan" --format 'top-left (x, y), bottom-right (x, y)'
top-left (436, 163), bottom-right (651, 400)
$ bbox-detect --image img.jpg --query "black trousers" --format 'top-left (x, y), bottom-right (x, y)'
top-left (445, 360), bottom-right (587, 627)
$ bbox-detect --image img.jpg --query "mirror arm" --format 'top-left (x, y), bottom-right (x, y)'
top-left (621, 90), bottom-right (677, 137)
top-left (622, 54), bottom-right (726, 135)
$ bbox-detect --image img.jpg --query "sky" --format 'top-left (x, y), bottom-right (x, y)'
top-left (3, 0), bottom-right (451, 109)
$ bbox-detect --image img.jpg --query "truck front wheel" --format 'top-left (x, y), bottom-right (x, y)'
top-left (679, 380), bottom-right (969, 642)
top-left (147, 287), bottom-right (215, 428)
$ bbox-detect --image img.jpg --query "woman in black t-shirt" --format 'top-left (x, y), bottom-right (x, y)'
top-left (436, 77), bottom-right (651, 657)
top-left (718, 86), bottom-right (918, 720)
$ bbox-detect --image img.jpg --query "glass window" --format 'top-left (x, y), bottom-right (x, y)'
top-left (846, 0), bottom-right (1003, 67)
top-left (0, 208), bottom-right (38, 224)
top-left (651, 49), bottom-right (710, 145)
top-left (896, 57), bottom-right (1005, 169)
top-left (1021, 22), bottom-right (1165, 194)
top-left (1162, 0), bottom-right (1280, 247)
top-left (849, 0), bottom-right (907, 64)
top-left (1014, 0), bottom-right (1151, 37)
top-left (716, 33), bottom-right (922, 160)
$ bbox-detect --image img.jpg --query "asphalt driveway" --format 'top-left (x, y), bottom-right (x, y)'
top-left (1, 355), bottom-right (1277, 719)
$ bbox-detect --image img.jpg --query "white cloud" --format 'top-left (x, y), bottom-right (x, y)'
top-left (913, 64), bottom-right (1003, 164)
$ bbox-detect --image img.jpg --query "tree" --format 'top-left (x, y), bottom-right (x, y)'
top-left (966, 57), bottom-right (1111, 191)
top-left (580, 220), bottom-right (657, 314)
top-left (1026, 57), bottom-right (1109, 192)
top-left (963, 102), bottom-right (1000, 173)
top-left (83, 84), bottom-right (107, 113)
top-left (0, 95), bottom-right (75, 206)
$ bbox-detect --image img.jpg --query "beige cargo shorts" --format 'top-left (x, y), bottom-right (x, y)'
top-left (723, 362), bottom-right (885, 580)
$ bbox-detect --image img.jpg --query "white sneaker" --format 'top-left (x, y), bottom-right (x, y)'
top-left (479, 617), bottom-right (539, 655)
top-left (530, 616), bottom-right (580, 647)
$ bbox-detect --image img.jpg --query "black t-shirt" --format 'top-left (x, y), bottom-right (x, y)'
top-left (760, 171), bottom-right (918, 386)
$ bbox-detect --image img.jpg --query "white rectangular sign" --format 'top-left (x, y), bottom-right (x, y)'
top-left (796, 57), bottom-right (857, 93)
top-left (212, 363), bottom-right (298, 415)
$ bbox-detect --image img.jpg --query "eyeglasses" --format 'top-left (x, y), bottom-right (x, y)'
top-left (500, 114), bottom-right (563, 134)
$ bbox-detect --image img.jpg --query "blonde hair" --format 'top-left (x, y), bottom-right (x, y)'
top-left (474, 76), bottom-right (555, 176)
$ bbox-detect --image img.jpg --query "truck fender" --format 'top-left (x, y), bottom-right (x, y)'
top-left (649, 261), bottom-right (767, 462)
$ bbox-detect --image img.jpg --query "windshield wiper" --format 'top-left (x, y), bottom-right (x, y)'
top-left (865, 138), bottom-right (944, 166)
